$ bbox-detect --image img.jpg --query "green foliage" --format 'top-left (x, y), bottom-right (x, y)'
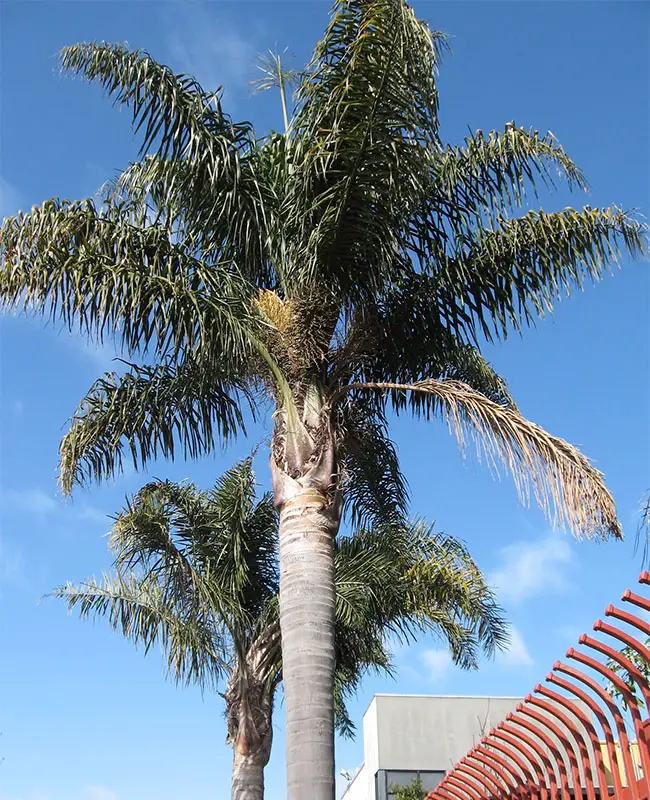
top-left (605, 638), bottom-right (650, 711)
top-left (2, 3), bottom-right (648, 545)
top-left (389, 776), bottom-right (427, 800)
top-left (54, 459), bottom-right (507, 736)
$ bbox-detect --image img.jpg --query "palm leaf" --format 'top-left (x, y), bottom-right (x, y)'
top-left (0, 198), bottom-right (257, 360)
top-left (55, 572), bottom-right (230, 688)
top-left (426, 205), bottom-right (648, 343)
top-left (287, 0), bottom-right (448, 298)
top-left (431, 123), bottom-right (587, 223)
top-left (59, 355), bottom-right (253, 494)
top-left (331, 378), bottom-right (620, 540)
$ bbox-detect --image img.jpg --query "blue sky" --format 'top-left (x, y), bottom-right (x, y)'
top-left (0, 2), bottom-right (648, 799)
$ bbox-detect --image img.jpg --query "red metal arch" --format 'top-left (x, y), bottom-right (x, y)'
top-left (425, 573), bottom-right (650, 800)
top-left (535, 681), bottom-right (609, 797)
top-left (497, 720), bottom-right (558, 797)
top-left (491, 726), bottom-right (550, 800)
top-left (546, 668), bottom-right (625, 797)
top-left (528, 692), bottom-right (598, 800)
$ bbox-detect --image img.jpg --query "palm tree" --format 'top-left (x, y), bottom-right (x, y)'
top-left (1, 1), bottom-right (647, 794)
top-left (54, 459), bottom-right (507, 800)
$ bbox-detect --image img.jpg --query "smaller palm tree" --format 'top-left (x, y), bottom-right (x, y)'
top-left (55, 459), bottom-right (506, 800)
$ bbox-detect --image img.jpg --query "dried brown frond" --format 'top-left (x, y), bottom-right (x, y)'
top-left (330, 379), bottom-right (621, 540)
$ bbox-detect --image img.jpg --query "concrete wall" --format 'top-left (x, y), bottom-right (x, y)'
top-left (374, 694), bottom-right (522, 772)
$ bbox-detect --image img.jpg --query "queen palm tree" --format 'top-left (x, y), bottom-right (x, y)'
top-left (54, 458), bottom-right (507, 800)
top-left (1, 1), bottom-right (647, 794)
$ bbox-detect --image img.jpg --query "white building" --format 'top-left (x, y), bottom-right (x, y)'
top-left (342, 694), bottom-right (522, 800)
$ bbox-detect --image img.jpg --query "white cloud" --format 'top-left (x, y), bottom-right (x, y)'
top-left (488, 535), bottom-right (573, 605)
top-left (162, 6), bottom-right (260, 105)
top-left (1, 488), bottom-right (108, 528)
top-left (497, 626), bottom-right (534, 668)
top-left (2, 488), bottom-right (57, 517)
top-left (85, 787), bottom-right (118, 800)
top-left (421, 649), bottom-right (453, 682)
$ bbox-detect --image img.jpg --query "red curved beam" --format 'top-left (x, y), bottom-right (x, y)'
top-left (591, 621), bottom-right (650, 709)
top-left (530, 687), bottom-right (599, 800)
top-left (621, 587), bottom-right (650, 616)
top-left (507, 711), bottom-right (572, 799)
top-left (500, 718), bottom-right (560, 797)
top-left (561, 654), bottom-right (640, 800)
top-left (446, 773), bottom-right (484, 800)
top-left (492, 726), bottom-right (550, 800)
top-left (577, 634), bottom-right (650, 781)
top-left (433, 787), bottom-right (463, 800)
top-left (454, 764), bottom-right (498, 798)
top-left (537, 680), bottom-right (609, 798)
top-left (459, 756), bottom-right (504, 798)
top-left (519, 700), bottom-right (583, 796)
top-left (484, 735), bottom-right (539, 796)
top-left (475, 744), bottom-right (525, 796)
top-left (448, 764), bottom-right (493, 799)
top-left (548, 666), bottom-right (625, 798)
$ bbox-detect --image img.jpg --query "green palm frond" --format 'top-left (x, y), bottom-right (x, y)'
top-left (287, 0), bottom-right (448, 297)
top-left (55, 572), bottom-right (230, 688)
top-left (0, 198), bottom-right (257, 360)
top-left (59, 355), bottom-right (253, 494)
top-left (431, 123), bottom-right (587, 221)
top-left (429, 205), bottom-right (647, 343)
top-left (60, 42), bottom-right (254, 161)
top-left (332, 520), bottom-right (507, 731)
top-left (338, 402), bottom-right (409, 527)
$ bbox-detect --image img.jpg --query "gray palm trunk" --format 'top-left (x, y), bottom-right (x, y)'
top-left (231, 735), bottom-right (272, 800)
top-left (226, 670), bottom-right (275, 800)
top-left (272, 419), bottom-right (341, 800)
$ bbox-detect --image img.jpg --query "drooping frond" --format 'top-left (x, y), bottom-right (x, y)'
top-left (0, 198), bottom-right (257, 360)
top-left (428, 205), bottom-right (648, 343)
top-left (332, 520), bottom-right (508, 732)
top-left (332, 379), bottom-right (621, 540)
top-left (58, 355), bottom-right (253, 494)
top-left (287, 0), bottom-right (448, 298)
top-left (60, 42), bottom-right (254, 161)
top-left (337, 401), bottom-right (409, 527)
top-left (54, 572), bottom-right (230, 688)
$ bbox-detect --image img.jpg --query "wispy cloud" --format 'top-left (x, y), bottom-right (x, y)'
top-left (85, 787), bottom-right (118, 800)
top-left (496, 626), bottom-right (534, 668)
top-left (1, 487), bottom-right (108, 528)
top-left (162, 5), bottom-right (262, 108)
top-left (2, 488), bottom-right (58, 517)
top-left (421, 649), bottom-right (453, 682)
top-left (488, 534), bottom-right (573, 606)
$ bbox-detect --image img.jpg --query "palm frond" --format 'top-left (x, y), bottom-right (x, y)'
top-left (0, 198), bottom-right (257, 361)
top-left (431, 124), bottom-right (587, 222)
top-left (429, 205), bottom-right (648, 343)
top-left (287, 0), bottom-right (448, 298)
top-left (59, 355), bottom-right (252, 494)
top-left (60, 42), bottom-right (254, 161)
top-left (54, 572), bottom-right (230, 688)
top-left (332, 379), bottom-right (621, 540)
top-left (337, 401), bottom-right (409, 527)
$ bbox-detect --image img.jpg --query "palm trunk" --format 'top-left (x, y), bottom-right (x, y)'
top-left (277, 482), bottom-right (339, 800)
top-left (231, 743), bottom-right (269, 800)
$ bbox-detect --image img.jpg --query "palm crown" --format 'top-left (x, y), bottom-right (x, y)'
top-left (1, 2), bottom-right (645, 535)
top-left (2, 1), bottom-right (647, 794)
top-left (55, 458), bottom-right (506, 798)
